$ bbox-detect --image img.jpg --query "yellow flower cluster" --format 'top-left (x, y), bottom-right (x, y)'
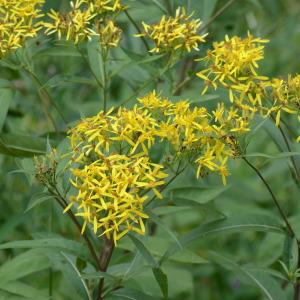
top-left (197, 32), bottom-right (269, 97)
top-left (197, 33), bottom-right (300, 142)
top-left (136, 7), bottom-right (208, 53)
top-left (139, 92), bottom-right (246, 185)
top-left (267, 75), bottom-right (300, 127)
top-left (0, 0), bottom-right (44, 57)
top-left (43, 0), bottom-right (123, 47)
top-left (43, 0), bottom-right (97, 44)
top-left (67, 92), bottom-right (249, 244)
top-left (68, 107), bottom-right (169, 244)
top-left (68, 155), bottom-right (167, 244)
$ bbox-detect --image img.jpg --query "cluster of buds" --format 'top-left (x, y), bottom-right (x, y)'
top-left (34, 149), bottom-right (58, 187)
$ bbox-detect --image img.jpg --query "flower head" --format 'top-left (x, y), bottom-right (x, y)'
top-left (43, 0), bottom-right (97, 44)
top-left (0, 0), bottom-right (44, 57)
top-left (197, 32), bottom-right (269, 95)
top-left (68, 155), bottom-right (167, 245)
top-left (265, 74), bottom-right (300, 128)
top-left (136, 7), bottom-right (207, 53)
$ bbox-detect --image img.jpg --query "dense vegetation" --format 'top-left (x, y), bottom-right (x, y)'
top-left (0, 1), bottom-right (300, 299)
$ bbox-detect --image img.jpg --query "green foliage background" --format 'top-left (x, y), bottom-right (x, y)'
top-left (0, 0), bottom-right (300, 299)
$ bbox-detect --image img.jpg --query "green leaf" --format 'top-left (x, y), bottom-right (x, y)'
top-left (242, 152), bottom-right (300, 159)
top-left (110, 52), bottom-right (164, 78)
top-left (0, 238), bottom-right (90, 262)
top-left (0, 133), bottom-right (54, 157)
top-left (87, 38), bottom-right (104, 85)
top-left (161, 214), bottom-right (284, 263)
top-left (0, 249), bottom-right (50, 285)
top-left (190, 0), bottom-right (219, 20)
top-left (203, 0), bottom-right (219, 19)
top-left (146, 210), bottom-right (183, 250)
top-left (152, 268), bottom-right (168, 299)
top-left (61, 252), bottom-right (92, 300)
top-left (44, 250), bottom-right (90, 300)
top-left (208, 252), bottom-right (287, 300)
top-left (25, 194), bottom-right (54, 212)
top-left (151, 206), bottom-right (191, 216)
top-left (119, 236), bottom-right (208, 265)
top-left (128, 234), bottom-right (168, 299)
top-left (0, 213), bottom-right (28, 241)
top-left (0, 281), bottom-right (48, 300)
top-left (0, 88), bottom-right (13, 132)
top-left (82, 271), bottom-right (118, 281)
top-left (35, 44), bottom-right (81, 57)
top-left (189, 94), bottom-right (220, 105)
top-left (262, 119), bottom-right (287, 152)
top-left (110, 288), bottom-right (158, 300)
top-left (167, 185), bottom-right (228, 204)
top-left (43, 74), bottom-right (95, 89)
top-left (149, 0), bottom-right (168, 13)
top-left (128, 234), bottom-right (157, 267)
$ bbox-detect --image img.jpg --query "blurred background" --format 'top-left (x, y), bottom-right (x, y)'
top-left (0, 0), bottom-right (300, 299)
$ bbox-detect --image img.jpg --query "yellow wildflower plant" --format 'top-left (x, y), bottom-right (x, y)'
top-left (0, 0), bottom-right (44, 57)
top-left (197, 32), bottom-right (269, 97)
top-left (136, 7), bottom-right (208, 53)
top-left (65, 91), bottom-right (253, 244)
top-left (43, 0), bottom-right (97, 44)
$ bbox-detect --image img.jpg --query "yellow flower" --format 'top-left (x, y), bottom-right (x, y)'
top-left (197, 32), bottom-right (269, 95)
top-left (43, 0), bottom-right (97, 44)
top-left (136, 7), bottom-right (207, 53)
top-left (266, 75), bottom-right (300, 126)
top-left (138, 90), bottom-right (173, 110)
top-left (0, 0), bottom-right (44, 57)
top-left (67, 154), bottom-right (167, 245)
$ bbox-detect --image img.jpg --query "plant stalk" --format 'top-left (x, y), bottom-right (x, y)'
top-left (97, 236), bottom-right (115, 300)
top-left (243, 157), bottom-right (300, 298)
top-left (243, 157), bottom-right (295, 238)
top-left (48, 186), bottom-right (101, 270)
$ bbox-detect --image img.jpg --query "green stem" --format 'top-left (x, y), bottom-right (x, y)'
top-left (243, 157), bottom-right (300, 300)
top-left (242, 157), bottom-right (296, 238)
top-left (101, 48), bottom-right (109, 113)
top-left (124, 10), bottom-right (151, 52)
top-left (172, 76), bottom-right (192, 95)
top-left (48, 186), bottom-right (101, 270)
top-left (48, 200), bottom-right (54, 298)
top-left (200, 0), bottom-right (238, 32)
top-left (270, 115), bottom-right (300, 186)
top-left (76, 45), bottom-right (104, 89)
top-left (164, 0), bottom-right (173, 15)
top-left (23, 66), bottom-right (68, 127)
top-left (145, 162), bottom-right (186, 208)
